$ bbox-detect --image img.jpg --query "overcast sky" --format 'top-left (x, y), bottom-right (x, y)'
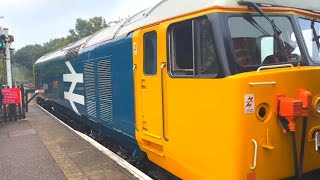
top-left (0, 0), bottom-right (162, 50)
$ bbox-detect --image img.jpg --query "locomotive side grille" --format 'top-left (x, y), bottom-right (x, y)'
top-left (97, 59), bottom-right (113, 127)
top-left (65, 45), bottom-right (81, 60)
top-left (84, 61), bottom-right (97, 121)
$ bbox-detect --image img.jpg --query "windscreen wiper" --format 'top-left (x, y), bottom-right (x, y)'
top-left (246, 3), bottom-right (282, 36)
top-left (311, 21), bottom-right (320, 51)
top-left (240, 2), bottom-right (288, 59)
top-left (243, 16), bottom-right (271, 36)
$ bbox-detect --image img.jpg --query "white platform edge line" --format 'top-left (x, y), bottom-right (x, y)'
top-left (36, 104), bottom-right (153, 180)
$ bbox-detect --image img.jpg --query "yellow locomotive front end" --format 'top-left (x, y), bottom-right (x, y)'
top-left (159, 62), bottom-right (320, 180)
top-left (230, 66), bottom-right (320, 179)
top-left (132, 3), bottom-right (320, 180)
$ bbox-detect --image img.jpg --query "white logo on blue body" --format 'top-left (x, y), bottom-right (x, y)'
top-left (63, 61), bottom-right (85, 115)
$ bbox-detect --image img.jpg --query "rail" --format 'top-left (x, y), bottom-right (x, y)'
top-left (249, 81), bottom-right (277, 86)
top-left (161, 62), bottom-right (169, 141)
top-left (251, 139), bottom-right (258, 170)
top-left (316, 132), bottom-right (319, 151)
top-left (133, 64), bottom-right (139, 131)
top-left (257, 64), bottom-right (294, 72)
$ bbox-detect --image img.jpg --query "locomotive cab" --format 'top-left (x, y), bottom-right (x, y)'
top-left (132, 2), bottom-right (320, 180)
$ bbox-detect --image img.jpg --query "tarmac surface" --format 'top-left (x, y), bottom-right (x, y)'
top-left (0, 103), bottom-right (139, 180)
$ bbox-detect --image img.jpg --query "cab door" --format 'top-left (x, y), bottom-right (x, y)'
top-left (135, 26), bottom-right (165, 155)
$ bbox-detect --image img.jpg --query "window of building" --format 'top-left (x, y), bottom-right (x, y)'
top-left (168, 16), bottom-right (219, 77)
top-left (143, 31), bottom-right (157, 75)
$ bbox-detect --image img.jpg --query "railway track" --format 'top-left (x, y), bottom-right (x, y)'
top-left (37, 97), bottom-right (179, 180)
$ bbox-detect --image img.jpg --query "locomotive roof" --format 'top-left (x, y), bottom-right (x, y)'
top-left (35, 0), bottom-right (320, 64)
top-left (241, 0), bottom-right (320, 12)
top-left (35, 36), bottom-right (91, 64)
top-left (84, 0), bottom-right (320, 47)
top-left (85, 0), bottom-right (239, 47)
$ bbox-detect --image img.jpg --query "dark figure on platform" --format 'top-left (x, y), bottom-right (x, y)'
top-left (0, 85), bottom-right (3, 123)
top-left (0, 84), bottom-right (3, 113)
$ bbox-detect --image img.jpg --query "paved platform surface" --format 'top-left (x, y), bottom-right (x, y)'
top-left (0, 103), bottom-right (138, 180)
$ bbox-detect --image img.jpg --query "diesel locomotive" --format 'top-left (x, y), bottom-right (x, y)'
top-left (34, 0), bottom-right (320, 179)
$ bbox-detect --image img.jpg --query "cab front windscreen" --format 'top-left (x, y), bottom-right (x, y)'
top-left (299, 18), bottom-right (320, 63)
top-left (228, 15), bottom-right (301, 67)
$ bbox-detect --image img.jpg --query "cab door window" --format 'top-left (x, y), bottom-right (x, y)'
top-left (143, 31), bottom-right (157, 75)
top-left (167, 16), bottom-right (219, 77)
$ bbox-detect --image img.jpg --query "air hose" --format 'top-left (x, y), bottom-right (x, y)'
top-left (298, 117), bottom-right (307, 179)
top-left (277, 99), bottom-right (300, 179)
top-left (276, 90), bottom-right (311, 179)
top-left (290, 131), bottom-right (299, 179)
top-left (288, 117), bottom-right (307, 180)
top-left (277, 110), bottom-right (304, 179)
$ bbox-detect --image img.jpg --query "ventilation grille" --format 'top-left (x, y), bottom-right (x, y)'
top-left (84, 61), bottom-right (97, 121)
top-left (97, 59), bottom-right (113, 127)
top-left (66, 45), bottom-right (81, 60)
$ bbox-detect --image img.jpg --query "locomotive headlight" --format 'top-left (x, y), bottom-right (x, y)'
top-left (317, 100), bottom-right (320, 114)
top-left (312, 96), bottom-right (320, 115)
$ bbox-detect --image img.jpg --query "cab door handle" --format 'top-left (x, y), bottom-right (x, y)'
top-left (251, 139), bottom-right (258, 170)
top-left (132, 64), bottom-right (139, 131)
top-left (161, 62), bottom-right (169, 141)
top-left (141, 79), bottom-right (146, 88)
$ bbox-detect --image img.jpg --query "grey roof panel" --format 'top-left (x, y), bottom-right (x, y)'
top-left (36, 0), bottom-right (319, 64)
top-left (240, 0), bottom-right (320, 12)
top-left (35, 36), bottom-right (91, 64)
top-left (85, 0), bottom-right (239, 47)
top-left (86, 0), bottom-right (320, 48)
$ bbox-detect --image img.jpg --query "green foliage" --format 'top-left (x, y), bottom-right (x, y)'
top-left (68, 16), bottom-right (108, 42)
top-left (12, 16), bottom-right (113, 80)
top-left (0, 54), bottom-right (6, 84)
top-left (12, 64), bottom-right (31, 82)
top-left (43, 37), bottom-right (71, 53)
top-left (13, 44), bottom-right (45, 70)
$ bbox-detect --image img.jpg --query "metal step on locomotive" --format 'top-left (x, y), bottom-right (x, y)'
top-left (34, 0), bottom-right (320, 179)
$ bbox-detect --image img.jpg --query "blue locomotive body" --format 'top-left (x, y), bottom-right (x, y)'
top-left (34, 33), bottom-right (141, 156)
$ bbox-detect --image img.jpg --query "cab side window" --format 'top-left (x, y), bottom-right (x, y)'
top-left (169, 21), bottom-right (194, 75)
top-left (168, 16), bottom-right (219, 77)
top-left (35, 69), bottom-right (42, 89)
top-left (144, 31), bottom-right (157, 75)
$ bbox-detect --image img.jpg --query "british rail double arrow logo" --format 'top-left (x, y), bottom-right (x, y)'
top-left (63, 61), bottom-right (85, 115)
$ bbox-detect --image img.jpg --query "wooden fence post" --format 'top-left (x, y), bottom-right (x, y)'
top-left (21, 84), bottom-right (26, 119)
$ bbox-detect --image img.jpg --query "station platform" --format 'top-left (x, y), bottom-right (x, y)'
top-left (0, 102), bottom-right (151, 180)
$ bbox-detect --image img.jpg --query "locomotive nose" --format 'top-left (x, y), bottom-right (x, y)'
top-left (238, 66), bottom-right (320, 180)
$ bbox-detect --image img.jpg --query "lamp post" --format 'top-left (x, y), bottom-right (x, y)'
top-left (0, 16), bottom-right (3, 34)
top-left (3, 28), bottom-right (12, 87)
top-left (0, 16), bottom-right (5, 84)
top-left (0, 17), bottom-right (14, 87)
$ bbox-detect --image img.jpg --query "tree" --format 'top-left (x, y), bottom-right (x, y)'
top-left (68, 17), bottom-right (108, 41)
top-left (0, 54), bottom-right (6, 84)
top-left (12, 44), bottom-right (45, 71)
top-left (12, 63), bottom-right (30, 82)
top-left (43, 37), bottom-right (71, 53)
